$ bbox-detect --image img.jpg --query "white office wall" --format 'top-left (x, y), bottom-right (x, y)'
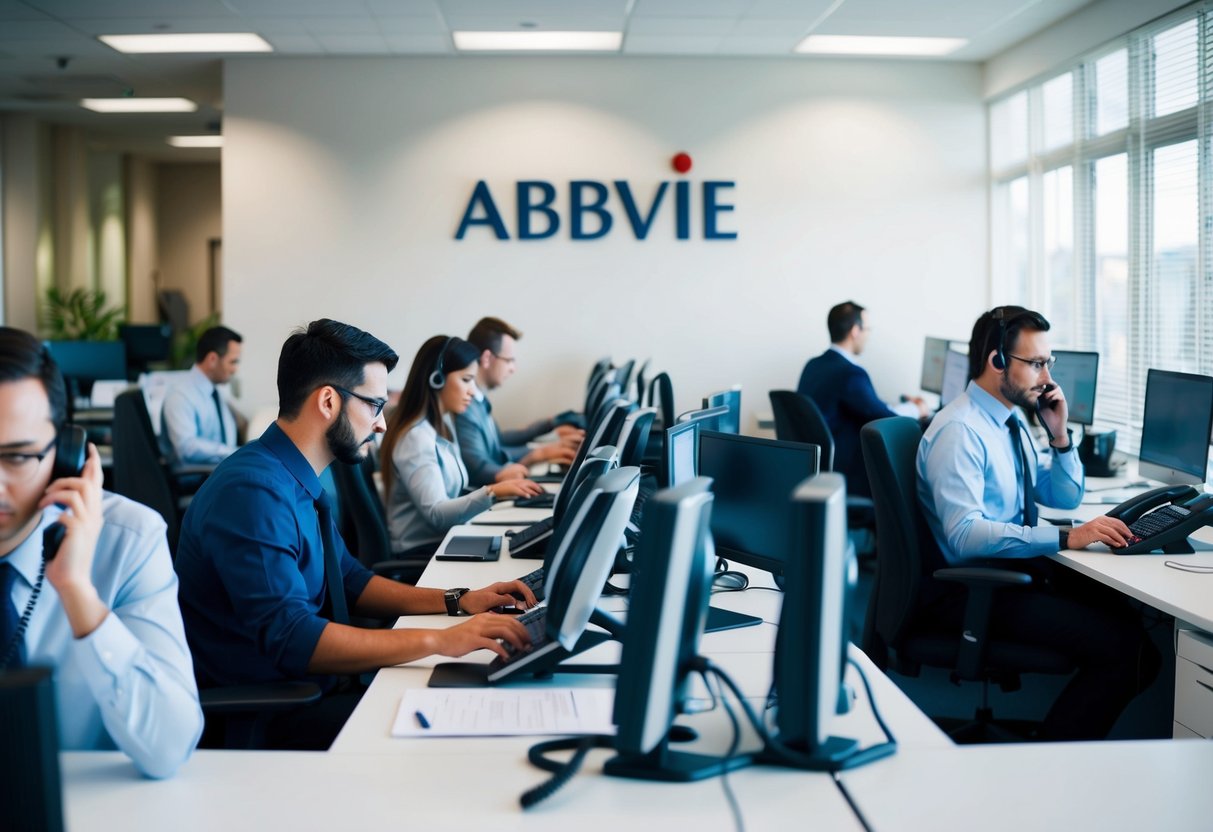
top-left (224, 57), bottom-right (987, 428)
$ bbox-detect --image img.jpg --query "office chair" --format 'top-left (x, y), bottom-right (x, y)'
top-left (769, 390), bottom-right (877, 554)
top-left (616, 407), bottom-right (656, 469)
top-left (111, 389), bottom-right (191, 552)
top-left (330, 454), bottom-right (428, 585)
top-left (614, 359), bottom-right (636, 396)
top-left (647, 372), bottom-right (675, 429)
top-left (198, 682), bottom-right (324, 749)
top-left (859, 417), bottom-right (1074, 742)
top-left (634, 359), bottom-right (650, 406)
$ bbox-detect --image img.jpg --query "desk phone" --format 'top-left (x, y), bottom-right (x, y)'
top-left (1105, 484), bottom-right (1213, 555)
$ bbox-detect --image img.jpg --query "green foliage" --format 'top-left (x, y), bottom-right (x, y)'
top-left (41, 287), bottom-right (125, 341)
top-left (171, 312), bottom-right (221, 369)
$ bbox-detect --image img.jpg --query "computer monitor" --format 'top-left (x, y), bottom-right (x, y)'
top-left (585, 376), bottom-right (620, 422)
top-left (702, 387), bottom-right (742, 434)
top-left (696, 430), bottom-right (820, 576)
top-left (1138, 369), bottom-right (1213, 486)
top-left (615, 359), bottom-right (636, 396)
top-left (762, 472), bottom-right (891, 771)
top-left (676, 404), bottom-right (729, 433)
top-left (0, 667), bottom-right (64, 830)
top-left (44, 340), bottom-right (127, 409)
top-left (1049, 350), bottom-right (1100, 426)
top-left (920, 336), bottom-right (952, 394)
top-left (605, 477), bottom-right (751, 782)
top-left (118, 323), bottom-right (172, 379)
top-left (939, 347), bottom-right (969, 407)
top-left (665, 419), bottom-right (699, 487)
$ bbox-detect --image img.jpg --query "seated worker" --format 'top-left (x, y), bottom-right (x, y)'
top-left (797, 301), bottom-right (928, 497)
top-left (0, 327), bottom-right (202, 777)
top-left (382, 335), bottom-right (545, 557)
top-left (160, 325), bottom-right (243, 468)
top-left (917, 305), bottom-right (1158, 741)
top-left (175, 320), bottom-right (535, 749)
top-left (457, 316), bottom-right (583, 486)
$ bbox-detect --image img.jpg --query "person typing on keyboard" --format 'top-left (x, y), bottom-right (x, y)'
top-left (916, 306), bottom-right (1158, 741)
top-left (456, 317), bottom-right (583, 486)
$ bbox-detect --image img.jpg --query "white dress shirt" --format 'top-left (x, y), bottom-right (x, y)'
top-left (160, 365), bottom-right (237, 467)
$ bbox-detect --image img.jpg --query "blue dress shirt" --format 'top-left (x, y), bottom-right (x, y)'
top-left (385, 416), bottom-right (492, 553)
top-left (160, 365), bottom-right (237, 468)
top-left (917, 381), bottom-right (1084, 564)
top-left (175, 422), bottom-right (374, 688)
top-left (455, 386), bottom-right (555, 486)
top-left (5, 495), bottom-right (202, 778)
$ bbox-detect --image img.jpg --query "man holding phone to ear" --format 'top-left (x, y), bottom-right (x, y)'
top-left (916, 307), bottom-right (1158, 740)
top-left (0, 327), bottom-right (202, 778)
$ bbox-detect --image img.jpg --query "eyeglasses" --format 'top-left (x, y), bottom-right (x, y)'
top-left (492, 353), bottom-right (516, 366)
top-left (0, 437), bottom-right (57, 483)
top-left (1006, 353), bottom-right (1056, 373)
top-left (331, 386), bottom-right (388, 418)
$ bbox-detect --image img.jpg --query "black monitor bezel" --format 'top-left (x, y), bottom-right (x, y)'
top-left (1049, 349), bottom-right (1100, 427)
top-left (1139, 368), bottom-right (1213, 484)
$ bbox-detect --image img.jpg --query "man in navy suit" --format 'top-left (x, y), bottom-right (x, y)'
top-left (797, 301), bottom-right (927, 497)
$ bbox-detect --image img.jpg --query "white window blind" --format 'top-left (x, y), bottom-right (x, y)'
top-left (989, 2), bottom-right (1213, 455)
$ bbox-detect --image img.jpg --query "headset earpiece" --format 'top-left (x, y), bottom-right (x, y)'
top-left (428, 336), bottom-right (453, 390)
top-left (992, 307), bottom-right (1008, 372)
top-left (51, 424), bottom-right (87, 481)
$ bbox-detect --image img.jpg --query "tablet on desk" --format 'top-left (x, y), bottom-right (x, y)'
top-left (436, 535), bottom-right (502, 561)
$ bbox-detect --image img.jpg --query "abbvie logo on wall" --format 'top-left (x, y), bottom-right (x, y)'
top-left (453, 153), bottom-right (737, 241)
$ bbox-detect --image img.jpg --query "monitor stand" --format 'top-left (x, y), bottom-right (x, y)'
top-left (704, 606), bottom-right (762, 633)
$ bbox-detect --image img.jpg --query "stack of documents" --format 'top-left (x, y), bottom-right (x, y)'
top-left (391, 687), bottom-right (615, 737)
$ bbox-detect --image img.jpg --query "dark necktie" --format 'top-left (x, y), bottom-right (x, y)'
top-left (314, 492), bottom-right (349, 625)
top-left (212, 387), bottom-right (227, 445)
top-left (1006, 416), bottom-right (1038, 527)
top-left (1, 562), bottom-right (25, 669)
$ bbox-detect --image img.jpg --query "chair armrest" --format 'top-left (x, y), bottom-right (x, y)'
top-left (200, 681), bottom-right (323, 714)
top-left (932, 567), bottom-right (1033, 682)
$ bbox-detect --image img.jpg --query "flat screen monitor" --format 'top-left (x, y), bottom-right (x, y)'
top-left (119, 324), bottom-right (172, 367)
top-left (702, 387), bottom-right (741, 434)
top-left (44, 340), bottom-right (126, 382)
top-left (1139, 369), bottom-right (1213, 486)
top-left (665, 419), bottom-right (699, 487)
top-left (939, 348), bottom-right (969, 407)
top-left (676, 404), bottom-right (729, 434)
top-left (605, 477), bottom-right (747, 782)
top-left (920, 336), bottom-right (952, 394)
top-left (0, 667), bottom-right (64, 830)
top-left (1049, 350), bottom-right (1099, 426)
top-left (696, 430), bottom-right (820, 576)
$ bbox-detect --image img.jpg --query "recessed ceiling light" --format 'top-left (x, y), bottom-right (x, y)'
top-left (81, 97), bottom-right (198, 113)
top-left (99, 33), bottom-right (272, 53)
top-left (795, 35), bottom-right (967, 57)
top-left (453, 31), bottom-right (622, 52)
top-left (168, 135), bottom-right (223, 148)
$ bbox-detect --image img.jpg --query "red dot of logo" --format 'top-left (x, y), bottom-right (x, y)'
top-left (672, 152), bottom-right (693, 174)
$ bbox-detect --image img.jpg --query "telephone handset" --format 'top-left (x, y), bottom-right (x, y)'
top-left (1035, 384), bottom-right (1059, 443)
top-left (1104, 483), bottom-right (1213, 555)
top-left (42, 425), bottom-right (87, 562)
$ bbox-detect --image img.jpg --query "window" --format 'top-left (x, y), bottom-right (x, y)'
top-left (989, 4), bottom-right (1213, 456)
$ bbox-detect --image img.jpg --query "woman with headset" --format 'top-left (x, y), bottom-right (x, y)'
top-left (381, 335), bottom-right (545, 557)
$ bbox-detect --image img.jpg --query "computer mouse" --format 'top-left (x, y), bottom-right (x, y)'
top-left (712, 572), bottom-right (748, 591)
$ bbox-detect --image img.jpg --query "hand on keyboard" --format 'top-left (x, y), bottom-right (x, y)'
top-left (1069, 515), bottom-right (1133, 550)
top-left (434, 614), bottom-right (533, 661)
top-left (458, 579), bottom-right (540, 614)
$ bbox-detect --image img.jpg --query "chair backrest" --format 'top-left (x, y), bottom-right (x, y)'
top-left (330, 453), bottom-right (390, 566)
top-left (859, 417), bottom-right (942, 651)
top-left (617, 407), bottom-right (657, 468)
top-left (614, 359), bottom-right (636, 395)
top-left (111, 389), bottom-right (179, 548)
top-left (769, 390), bottom-right (835, 472)
top-left (647, 372), bottom-right (675, 429)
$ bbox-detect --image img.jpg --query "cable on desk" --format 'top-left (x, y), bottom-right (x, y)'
top-left (519, 734), bottom-right (614, 810)
top-left (1164, 560), bottom-right (1213, 573)
top-left (699, 667), bottom-right (746, 832)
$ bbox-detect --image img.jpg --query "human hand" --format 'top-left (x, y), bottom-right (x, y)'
top-left (432, 613), bottom-right (531, 660)
top-left (494, 463), bottom-right (530, 482)
top-left (461, 579), bottom-right (538, 614)
top-left (489, 479), bottom-right (545, 500)
top-left (38, 444), bottom-right (107, 637)
top-left (1068, 515), bottom-right (1132, 550)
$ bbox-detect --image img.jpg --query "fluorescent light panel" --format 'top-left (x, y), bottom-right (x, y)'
top-left (795, 35), bottom-right (966, 57)
top-left (168, 135), bottom-right (223, 148)
top-left (453, 31), bottom-right (621, 52)
top-left (99, 33), bottom-right (272, 53)
top-left (81, 97), bottom-right (197, 113)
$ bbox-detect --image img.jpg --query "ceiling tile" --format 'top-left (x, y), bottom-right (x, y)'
top-left (71, 17), bottom-right (285, 36)
top-left (632, 0), bottom-right (750, 18)
top-left (375, 16), bottom-right (448, 35)
top-left (745, 0), bottom-right (836, 17)
top-left (367, 0), bottom-right (440, 13)
top-left (384, 33), bottom-right (451, 53)
top-left (733, 18), bottom-right (814, 37)
top-left (444, 13), bottom-right (625, 30)
top-left (624, 33), bottom-right (724, 54)
top-left (0, 1), bottom-right (52, 21)
top-left (627, 17), bottom-right (737, 36)
top-left (716, 35), bottom-right (799, 55)
top-left (223, 0), bottom-right (374, 17)
top-left (315, 33), bottom-right (391, 53)
top-left (260, 34), bottom-right (324, 53)
top-left (25, 0), bottom-right (235, 18)
top-left (0, 19), bottom-right (82, 39)
top-left (440, 0), bottom-right (626, 16)
top-left (302, 17), bottom-right (380, 35)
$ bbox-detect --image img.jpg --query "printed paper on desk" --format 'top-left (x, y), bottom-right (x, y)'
top-left (391, 687), bottom-right (615, 737)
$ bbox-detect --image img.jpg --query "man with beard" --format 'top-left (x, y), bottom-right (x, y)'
top-left (916, 306), bottom-right (1158, 740)
top-left (175, 320), bottom-right (535, 749)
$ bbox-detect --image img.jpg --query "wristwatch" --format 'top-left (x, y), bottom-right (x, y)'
top-left (1058, 529), bottom-right (1071, 550)
top-left (1051, 428), bottom-right (1075, 453)
top-left (444, 587), bottom-right (470, 616)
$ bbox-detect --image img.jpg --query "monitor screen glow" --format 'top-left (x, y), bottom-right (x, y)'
top-left (1049, 350), bottom-right (1099, 426)
top-left (920, 337), bottom-right (951, 394)
top-left (939, 348), bottom-right (969, 407)
top-left (1138, 369), bottom-right (1213, 486)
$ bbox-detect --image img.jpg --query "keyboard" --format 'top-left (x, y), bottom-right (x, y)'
top-left (506, 516), bottom-right (555, 558)
top-left (1123, 505), bottom-right (1192, 547)
top-left (488, 605), bottom-right (550, 674)
top-left (519, 566), bottom-right (546, 601)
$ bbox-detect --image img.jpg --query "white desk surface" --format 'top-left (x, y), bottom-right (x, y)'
top-left (839, 738), bottom-right (1213, 832)
top-left (1042, 462), bottom-right (1213, 632)
top-left (62, 747), bottom-right (861, 832)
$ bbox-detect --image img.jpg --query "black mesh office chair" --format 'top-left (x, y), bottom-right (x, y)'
top-left (859, 416), bottom-right (1074, 742)
top-left (769, 390), bottom-right (876, 549)
top-left (111, 390), bottom-right (187, 552)
top-left (330, 453), bottom-right (428, 585)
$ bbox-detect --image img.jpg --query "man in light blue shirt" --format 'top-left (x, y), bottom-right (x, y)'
top-left (0, 327), bottom-right (202, 777)
top-left (916, 306), bottom-right (1157, 740)
top-left (160, 325), bottom-right (242, 468)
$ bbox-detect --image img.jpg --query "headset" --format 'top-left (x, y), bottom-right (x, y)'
top-left (428, 336), bottom-right (454, 390)
top-left (991, 306), bottom-right (1009, 371)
